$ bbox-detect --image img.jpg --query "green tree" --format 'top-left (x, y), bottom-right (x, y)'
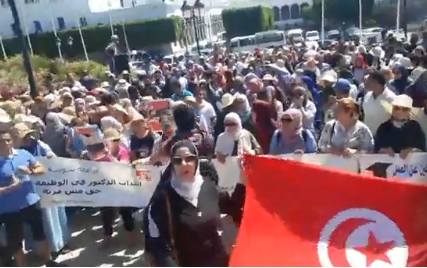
top-left (301, 0), bottom-right (374, 26)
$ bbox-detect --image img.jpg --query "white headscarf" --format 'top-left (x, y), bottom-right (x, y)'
top-left (215, 112), bottom-right (252, 155)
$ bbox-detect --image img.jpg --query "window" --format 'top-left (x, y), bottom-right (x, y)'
top-left (33, 20), bottom-right (42, 32)
top-left (79, 17), bottom-right (87, 27)
top-left (255, 32), bottom-right (284, 44)
top-left (25, 0), bottom-right (39, 3)
top-left (57, 17), bottom-right (65, 30)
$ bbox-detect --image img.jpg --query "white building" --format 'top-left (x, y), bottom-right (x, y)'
top-left (0, 0), bottom-right (187, 38)
top-left (0, 0), bottom-right (312, 38)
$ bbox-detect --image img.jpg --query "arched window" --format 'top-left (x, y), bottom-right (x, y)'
top-left (273, 6), bottom-right (280, 21)
top-left (281, 5), bottom-right (290, 21)
top-left (290, 3), bottom-right (300, 19)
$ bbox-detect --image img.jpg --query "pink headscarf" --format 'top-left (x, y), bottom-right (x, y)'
top-left (280, 108), bottom-right (303, 140)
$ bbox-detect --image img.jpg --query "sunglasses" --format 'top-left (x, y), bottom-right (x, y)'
top-left (171, 155), bottom-right (197, 165)
top-left (224, 122), bottom-right (238, 127)
top-left (393, 106), bottom-right (410, 112)
top-left (281, 118), bottom-right (293, 123)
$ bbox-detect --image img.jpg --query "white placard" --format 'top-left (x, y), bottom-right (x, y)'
top-left (35, 158), bottom-right (160, 208)
top-left (358, 153), bottom-right (427, 185)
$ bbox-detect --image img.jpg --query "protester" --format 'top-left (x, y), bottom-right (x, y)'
top-left (375, 95), bottom-right (426, 157)
top-left (0, 130), bottom-right (60, 267)
top-left (215, 112), bottom-right (261, 162)
top-left (269, 108), bottom-right (317, 155)
top-left (144, 141), bottom-right (246, 267)
top-left (318, 98), bottom-right (374, 155)
top-left (100, 128), bottom-right (136, 248)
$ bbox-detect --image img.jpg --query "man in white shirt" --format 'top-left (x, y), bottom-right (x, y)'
top-left (363, 71), bottom-right (396, 136)
top-left (196, 87), bottom-right (216, 133)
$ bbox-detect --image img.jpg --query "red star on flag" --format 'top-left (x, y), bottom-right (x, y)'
top-left (353, 231), bottom-right (395, 266)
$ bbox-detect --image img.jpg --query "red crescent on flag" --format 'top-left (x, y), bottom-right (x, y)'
top-left (325, 218), bottom-right (373, 267)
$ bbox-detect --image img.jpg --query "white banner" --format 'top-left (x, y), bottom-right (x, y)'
top-left (34, 153), bottom-right (427, 208)
top-left (35, 158), bottom-right (160, 208)
top-left (359, 153), bottom-right (427, 184)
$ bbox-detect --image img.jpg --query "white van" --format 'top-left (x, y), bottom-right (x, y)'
top-left (287, 28), bottom-right (304, 43)
top-left (254, 30), bottom-right (286, 48)
top-left (230, 35), bottom-right (256, 52)
top-left (305, 30), bottom-right (320, 42)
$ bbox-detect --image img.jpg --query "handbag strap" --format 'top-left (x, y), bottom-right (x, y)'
top-left (164, 191), bottom-right (179, 266)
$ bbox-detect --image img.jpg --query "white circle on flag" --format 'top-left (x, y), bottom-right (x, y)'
top-left (317, 208), bottom-right (408, 267)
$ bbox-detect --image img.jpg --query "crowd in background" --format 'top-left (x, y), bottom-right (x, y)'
top-left (1, 29), bottom-right (427, 267)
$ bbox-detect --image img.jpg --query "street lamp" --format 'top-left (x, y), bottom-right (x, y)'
top-left (7, 0), bottom-right (37, 99)
top-left (181, 0), bottom-right (204, 56)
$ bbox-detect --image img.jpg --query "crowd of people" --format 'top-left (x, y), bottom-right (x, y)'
top-left (1, 30), bottom-right (427, 267)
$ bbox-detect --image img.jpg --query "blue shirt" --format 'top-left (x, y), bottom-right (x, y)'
top-left (0, 149), bottom-right (39, 214)
top-left (269, 130), bottom-right (317, 155)
top-left (171, 90), bottom-right (193, 101)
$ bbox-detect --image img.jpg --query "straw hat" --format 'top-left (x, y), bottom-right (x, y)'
top-left (381, 94), bottom-right (415, 115)
top-left (221, 93), bottom-right (235, 108)
top-left (103, 128), bottom-right (122, 141)
top-left (13, 123), bottom-right (36, 140)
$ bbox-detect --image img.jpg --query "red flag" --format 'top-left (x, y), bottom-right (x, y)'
top-left (230, 156), bottom-right (427, 267)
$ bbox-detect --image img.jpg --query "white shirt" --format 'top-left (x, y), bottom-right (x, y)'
top-left (363, 87), bottom-right (396, 136)
top-left (200, 100), bottom-right (216, 123)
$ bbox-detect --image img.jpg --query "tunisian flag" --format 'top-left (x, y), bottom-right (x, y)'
top-left (230, 156), bottom-right (427, 267)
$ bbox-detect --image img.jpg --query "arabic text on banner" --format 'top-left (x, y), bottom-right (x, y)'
top-left (35, 158), bottom-right (161, 208)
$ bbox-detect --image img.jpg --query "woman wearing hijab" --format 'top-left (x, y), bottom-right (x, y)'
top-left (252, 88), bottom-right (276, 153)
top-left (353, 54), bottom-right (368, 84)
top-left (269, 109), bottom-right (317, 155)
top-left (289, 86), bottom-right (317, 134)
top-left (42, 112), bottom-right (69, 158)
top-left (233, 93), bottom-right (256, 134)
top-left (16, 123), bottom-right (71, 257)
top-left (144, 141), bottom-right (246, 267)
top-left (389, 64), bottom-right (413, 95)
top-left (215, 112), bottom-right (261, 163)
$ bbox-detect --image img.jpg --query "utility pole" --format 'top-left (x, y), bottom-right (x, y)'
top-left (403, 0), bottom-right (407, 39)
top-left (8, 0), bottom-right (38, 99)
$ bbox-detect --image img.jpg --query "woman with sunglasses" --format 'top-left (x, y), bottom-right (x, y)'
top-left (144, 141), bottom-right (246, 267)
top-left (215, 112), bottom-right (261, 163)
top-left (375, 95), bottom-right (426, 159)
top-left (269, 108), bottom-right (317, 155)
top-left (99, 128), bottom-right (137, 248)
top-left (318, 98), bottom-right (373, 157)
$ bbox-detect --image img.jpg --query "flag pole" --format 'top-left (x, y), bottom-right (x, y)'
top-left (51, 18), bottom-right (63, 62)
top-left (122, 20), bottom-right (130, 56)
top-left (396, 0), bottom-right (401, 35)
top-left (18, 0), bottom-right (33, 56)
top-left (77, 18), bottom-right (89, 61)
top-left (321, 0), bottom-right (325, 45)
top-left (0, 35), bottom-right (7, 60)
top-left (359, 0), bottom-right (363, 41)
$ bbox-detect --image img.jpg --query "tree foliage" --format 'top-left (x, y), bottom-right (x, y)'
top-left (302, 0), bottom-right (374, 26)
top-left (222, 6), bottom-right (274, 39)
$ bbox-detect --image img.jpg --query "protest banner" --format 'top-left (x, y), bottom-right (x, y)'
top-left (359, 153), bottom-right (427, 184)
top-left (230, 155), bottom-right (427, 267)
top-left (35, 157), bottom-right (161, 208)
